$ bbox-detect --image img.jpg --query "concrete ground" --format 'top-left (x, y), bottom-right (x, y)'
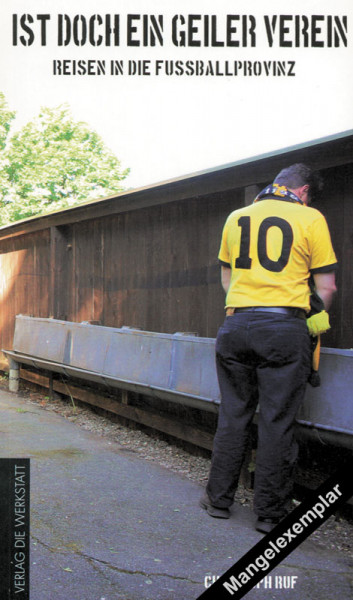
top-left (1, 388), bottom-right (352, 600)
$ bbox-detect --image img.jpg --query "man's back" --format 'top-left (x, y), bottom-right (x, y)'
top-left (219, 199), bottom-right (336, 311)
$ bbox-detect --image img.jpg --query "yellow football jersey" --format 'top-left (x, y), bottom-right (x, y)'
top-left (219, 199), bottom-right (337, 311)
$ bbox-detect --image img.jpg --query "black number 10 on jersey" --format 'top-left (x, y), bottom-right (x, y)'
top-left (235, 216), bottom-right (294, 273)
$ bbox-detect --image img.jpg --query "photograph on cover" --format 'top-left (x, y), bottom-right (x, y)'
top-left (0, 1), bottom-right (352, 599)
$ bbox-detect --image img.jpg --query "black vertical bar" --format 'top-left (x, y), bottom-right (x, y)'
top-left (0, 459), bottom-right (30, 600)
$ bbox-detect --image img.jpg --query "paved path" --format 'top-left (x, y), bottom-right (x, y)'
top-left (1, 389), bottom-right (352, 600)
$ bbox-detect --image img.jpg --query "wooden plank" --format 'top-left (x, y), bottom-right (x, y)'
top-left (21, 369), bottom-right (50, 389)
top-left (117, 211), bottom-right (137, 328)
top-left (13, 245), bottom-right (27, 319)
top-left (313, 166), bottom-right (346, 349)
top-left (50, 226), bottom-right (73, 320)
top-left (20, 369), bottom-right (214, 450)
top-left (340, 164), bottom-right (353, 348)
top-left (59, 382), bottom-right (215, 451)
top-left (0, 242), bottom-right (14, 356)
top-left (205, 192), bottom-right (236, 337)
top-left (102, 215), bottom-right (119, 327)
top-left (19, 240), bottom-right (34, 317)
top-left (74, 221), bottom-right (95, 322)
top-left (34, 231), bottom-right (50, 318)
top-left (93, 219), bottom-right (104, 323)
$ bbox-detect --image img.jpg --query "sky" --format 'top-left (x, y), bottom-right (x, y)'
top-left (1, 0), bottom-right (352, 190)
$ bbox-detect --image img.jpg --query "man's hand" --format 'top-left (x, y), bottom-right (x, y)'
top-left (307, 310), bottom-right (330, 336)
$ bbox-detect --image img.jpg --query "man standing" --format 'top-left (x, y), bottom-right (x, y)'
top-left (200, 163), bottom-right (337, 533)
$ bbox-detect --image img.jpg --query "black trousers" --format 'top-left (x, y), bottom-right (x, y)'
top-left (206, 311), bottom-right (311, 519)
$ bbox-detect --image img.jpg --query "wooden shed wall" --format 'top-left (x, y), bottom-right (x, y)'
top-left (0, 151), bottom-right (352, 368)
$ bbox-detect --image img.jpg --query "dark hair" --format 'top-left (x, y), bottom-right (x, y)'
top-left (274, 163), bottom-right (323, 200)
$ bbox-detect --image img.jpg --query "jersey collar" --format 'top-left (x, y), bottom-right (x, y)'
top-left (254, 183), bottom-right (304, 205)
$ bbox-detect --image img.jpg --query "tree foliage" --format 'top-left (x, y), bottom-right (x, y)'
top-left (0, 94), bottom-right (129, 225)
top-left (0, 93), bottom-right (16, 151)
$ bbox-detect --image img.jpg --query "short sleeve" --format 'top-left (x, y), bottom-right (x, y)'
top-left (218, 220), bottom-right (231, 267)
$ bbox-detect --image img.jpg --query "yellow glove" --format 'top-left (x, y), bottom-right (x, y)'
top-left (306, 311), bottom-right (330, 336)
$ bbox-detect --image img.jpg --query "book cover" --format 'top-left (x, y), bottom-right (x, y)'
top-left (1, 1), bottom-right (352, 599)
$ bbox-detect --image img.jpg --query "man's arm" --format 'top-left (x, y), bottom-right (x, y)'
top-left (313, 272), bottom-right (337, 310)
top-left (221, 265), bottom-right (231, 294)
